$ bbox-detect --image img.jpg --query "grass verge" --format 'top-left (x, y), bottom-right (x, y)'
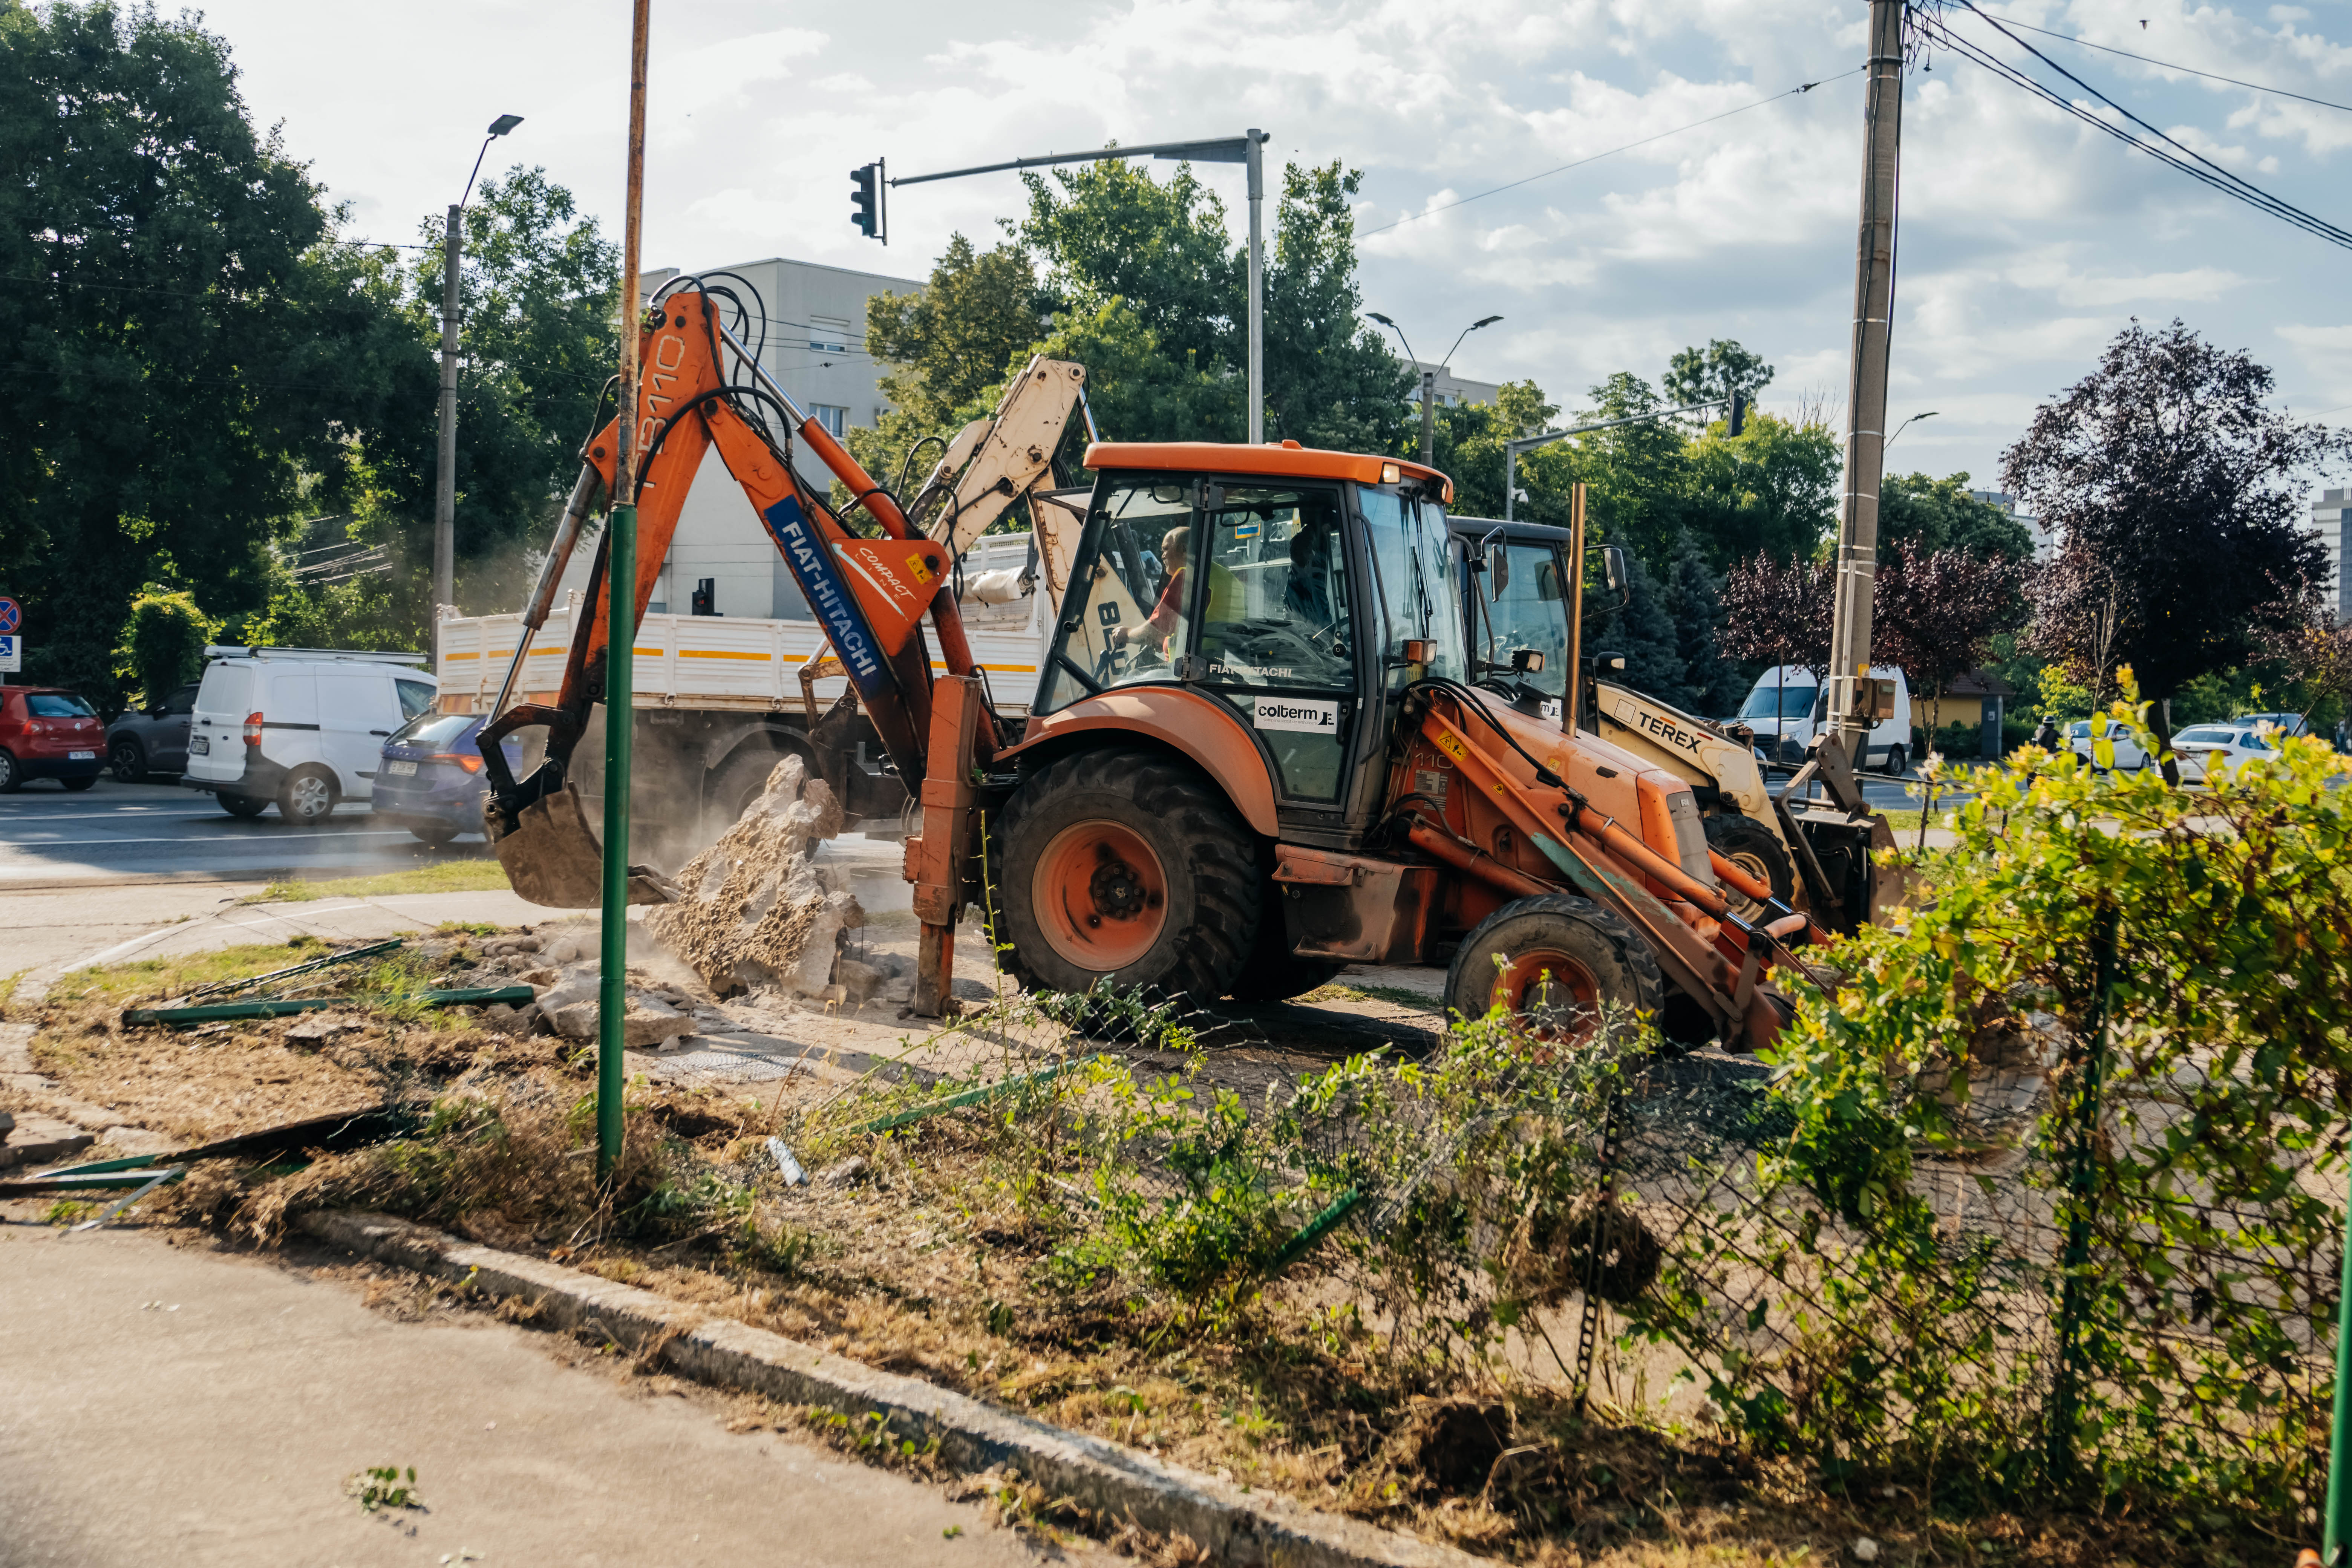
top-left (245, 859), bottom-right (511, 904)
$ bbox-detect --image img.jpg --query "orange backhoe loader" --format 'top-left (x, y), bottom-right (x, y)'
top-left (484, 288), bottom-right (1828, 1046)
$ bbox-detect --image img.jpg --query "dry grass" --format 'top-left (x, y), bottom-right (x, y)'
top-left (11, 935), bottom-right (2286, 1567)
top-left (245, 859), bottom-right (512, 903)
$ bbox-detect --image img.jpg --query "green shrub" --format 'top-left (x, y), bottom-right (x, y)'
top-left (113, 587), bottom-right (215, 707)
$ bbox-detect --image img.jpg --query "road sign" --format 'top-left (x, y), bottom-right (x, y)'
top-left (0, 634), bottom-right (18, 673)
top-left (0, 597), bottom-right (18, 635)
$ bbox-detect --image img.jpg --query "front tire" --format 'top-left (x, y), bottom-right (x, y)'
top-left (61, 775), bottom-right (97, 792)
top-left (1444, 894), bottom-right (1663, 1044)
top-left (0, 749), bottom-right (19, 793)
top-left (1703, 813), bottom-right (1795, 921)
top-left (278, 766), bottom-right (338, 828)
top-left (994, 747), bottom-right (1260, 1003)
top-left (110, 738), bottom-right (147, 782)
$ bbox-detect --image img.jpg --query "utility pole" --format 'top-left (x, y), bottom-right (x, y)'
top-left (434, 204), bottom-right (461, 643)
top-left (1418, 370), bottom-right (1436, 467)
top-left (1245, 128), bottom-right (1265, 444)
top-left (599, 0), bottom-right (650, 1182)
top-left (1824, 0), bottom-right (1905, 755)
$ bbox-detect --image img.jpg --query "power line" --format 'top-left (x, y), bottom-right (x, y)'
top-left (1921, 4), bottom-right (2352, 252)
top-left (1360, 67), bottom-right (1862, 237)
top-left (1994, 16), bottom-right (2352, 116)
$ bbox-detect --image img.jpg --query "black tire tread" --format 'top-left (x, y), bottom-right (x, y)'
top-left (994, 746), bottom-right (1261, 1002)
top-left (1442, 893), bottom-right (1665, 1028)
top-left (1702, 812), bottom-right (1795, 914)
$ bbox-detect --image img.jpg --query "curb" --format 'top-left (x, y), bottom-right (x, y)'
top-left (302, 1211), bottom-right (1480, 1568)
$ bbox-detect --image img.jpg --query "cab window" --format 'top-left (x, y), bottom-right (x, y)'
top-left (1474, 542), bottom-right (1568, 700)
top-left (1360, 487), bottom-right (1465, 687)
top-left (1194, 485), bottom-right (1354, 800)
top-left (1035, 479), bottom-right (1199, 714)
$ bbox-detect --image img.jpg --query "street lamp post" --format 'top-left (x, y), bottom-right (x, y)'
top-left (1885, 410), bottom-right (1939, 448)
top-left (433, 113), bottom-right (524, 650)
top-left (891, 131), bottom-right (1271, 441)
top-left (1368, 313), bottom-right (1501, 467)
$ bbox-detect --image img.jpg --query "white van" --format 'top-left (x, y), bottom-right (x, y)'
top-left (183, 647), bottom-right (438, 825)
top-left (1734, 664), bottom-right (1915, 774)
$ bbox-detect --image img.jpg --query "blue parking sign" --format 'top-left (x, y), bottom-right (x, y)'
top-left (0, 634), bottom-right (18, 672)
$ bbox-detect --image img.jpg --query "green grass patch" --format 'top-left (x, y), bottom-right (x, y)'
top-left (244, 859), bottom-right (510, 904)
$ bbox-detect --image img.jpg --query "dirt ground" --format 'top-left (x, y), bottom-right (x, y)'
top-left (0, 925), bottom-right (2274, 1567)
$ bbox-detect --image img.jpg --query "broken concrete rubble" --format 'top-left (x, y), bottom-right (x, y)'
top-left (645, 755), bottom-right (865, 1000)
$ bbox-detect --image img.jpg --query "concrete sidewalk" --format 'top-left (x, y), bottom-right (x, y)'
top-left (0, 1222), bottom-right (1029, 1567)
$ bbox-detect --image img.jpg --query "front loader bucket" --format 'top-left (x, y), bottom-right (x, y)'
top-left (493, 784), bottom-right (679, 909)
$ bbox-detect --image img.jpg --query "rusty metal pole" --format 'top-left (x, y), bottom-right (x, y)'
top-left (598, 0), bottom-right (651, 1182)
top-left (1824, 0), bottom-right (1905, 766)
top-left (1563, 482), bottom-right (1586, 736)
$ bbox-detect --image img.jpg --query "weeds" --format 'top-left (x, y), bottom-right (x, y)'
top-left (346, 1464), bottom-right (422, 1514)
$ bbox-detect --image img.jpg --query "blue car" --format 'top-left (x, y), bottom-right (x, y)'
top-left (371, 712), bottom-right (519, 846)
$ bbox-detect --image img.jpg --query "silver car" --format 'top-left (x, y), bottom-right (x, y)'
top-left (104, 681), bottom-right (198, 780)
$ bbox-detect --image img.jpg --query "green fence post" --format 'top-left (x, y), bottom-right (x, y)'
top-left (2049, 906), bottom-right (2118, 1482)
top-left (597, 501), bottom-right (634, 1181)
top-left (2325, 1189), bottom-right (2352, 1564)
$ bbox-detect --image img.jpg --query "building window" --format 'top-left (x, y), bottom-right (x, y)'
top-left (809, 314), bottom-right (851, 353)
top-left (813, 404), bottom-right (850, 438)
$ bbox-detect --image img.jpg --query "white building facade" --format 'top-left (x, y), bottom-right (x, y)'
top-left (2309, 487), bottom-right (2350, 625)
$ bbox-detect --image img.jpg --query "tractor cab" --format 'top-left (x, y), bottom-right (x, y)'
top-left (1030, 441), bottom-right (1464, 844)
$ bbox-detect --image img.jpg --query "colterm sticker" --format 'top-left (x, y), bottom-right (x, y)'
top-left (1252, 696), bottom-right (1340, 734)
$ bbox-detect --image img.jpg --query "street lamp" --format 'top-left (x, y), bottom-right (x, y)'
top-left (1368, 312), bottom-right (1502, 467)
top-left (1886, 410), bottom-right (1939, 448)
top-left (434, 113), bottom-right (525, 646)
top-left (891, 132), bottom-right (1271, 441)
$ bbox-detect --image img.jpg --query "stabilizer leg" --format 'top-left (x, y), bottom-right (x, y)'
top-left (909, 676), bottom-right (989, 1017)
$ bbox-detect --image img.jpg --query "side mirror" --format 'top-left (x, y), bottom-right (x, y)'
top-left (1487, 543), bottom-right (1510, 599)
top-left (1602, 546), bottom-right (1626, 595)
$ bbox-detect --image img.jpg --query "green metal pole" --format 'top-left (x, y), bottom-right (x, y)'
top-left (2326, 1190), bottom-right (2352, 1564)
top-left (597, 502), bottom-right (634, 1180)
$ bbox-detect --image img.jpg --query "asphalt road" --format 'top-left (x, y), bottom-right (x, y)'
top-left (0, 775), bottom-right (496, 889)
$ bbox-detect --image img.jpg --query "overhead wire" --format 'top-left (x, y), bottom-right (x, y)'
top-left (1992, 16), bottom-right (2352, 115)
top-left (1361, 67), bottom-right (1862, 237)
top-left (1917, 3), bottom-right (2352, 251)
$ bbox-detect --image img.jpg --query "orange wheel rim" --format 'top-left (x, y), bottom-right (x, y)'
top-left (1491, 947), bottom-right (1602, 1044)
top-left (1034, 819), bottom-right (1169, 972)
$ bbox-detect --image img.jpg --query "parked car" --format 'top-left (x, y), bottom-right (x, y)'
top-left (2170, 723), bottom-right (2277, 784)
top-left (105, 681), bottom-right (199, 780)
top-left (369, 711), bottom-right (525, 846)
top-left (2230, 711), bottom-right (2310, 738)
top-left (0, 686), bottom-right (106, 792)
top-left (2066, 717), bottom-right (2151, 771)
top-left (182, 646), bottom-right (437, 825)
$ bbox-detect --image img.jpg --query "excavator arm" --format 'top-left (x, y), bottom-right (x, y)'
top-left (478, 288), bottom-right (978, 908)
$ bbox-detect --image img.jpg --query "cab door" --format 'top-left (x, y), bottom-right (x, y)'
top-left (1185, 482), bottom-right (1360, 832)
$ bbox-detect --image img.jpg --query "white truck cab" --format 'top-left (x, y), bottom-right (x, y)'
top-left (1736, 664), bottom-right (1915, 775)
top-left (183, 647), bottom-right (437, 825)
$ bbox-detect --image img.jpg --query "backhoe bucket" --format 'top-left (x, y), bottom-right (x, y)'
top-left (493, 783), bottom-right (678, 910)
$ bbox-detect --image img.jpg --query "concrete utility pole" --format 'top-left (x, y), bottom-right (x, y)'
top-left (1825, 0), bottom-right (1905, 751)
top-left (1368, 313), bottom-right (1498, 470)
top-left (1418, 370), bottom-right (1437, 467)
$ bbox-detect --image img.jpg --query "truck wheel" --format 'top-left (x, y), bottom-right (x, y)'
top-left (994, 747), bottom-right (1260, 1005)
top-left (1444, 894), bottom-right (1662, 1044)
top-left (219, 792), bottom-right (268, 819)
top-left (1703, 813), bottom-right (1795, 921)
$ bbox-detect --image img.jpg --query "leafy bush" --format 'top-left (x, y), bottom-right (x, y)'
top-left (1684, 677), bottom-right (2352, 1514)
top-left (113, 587), bottom-right (216, 707)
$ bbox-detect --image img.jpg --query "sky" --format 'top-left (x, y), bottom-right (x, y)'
top-left (188, 0), bottom-right (2352, 502)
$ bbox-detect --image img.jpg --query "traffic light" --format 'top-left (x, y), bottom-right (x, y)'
top-left (850, 161), bottom-right (884, 242)
top-left (1728, 390), bottom-right (1747, 438)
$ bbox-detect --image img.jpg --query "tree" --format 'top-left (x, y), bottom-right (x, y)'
top-left (1877, 471), bottom-right (2035, 561)
top-left (864, 233), bottom-right (1044, 435)
top-left (113, 588), bottom-right (214, 709)
top-left (2003, 320), bottom-right (2343, 776)
top-left (1871, 541), bottom-right (2028, 747)
top-left (0, 2), bottom-right (426, 700)
top-left (1591, 547), bottom-right (1690, 710)
top-left (1661, 534), bottom-right (1744, 716)
top-left (1259, 162), bottom-right (1412, 452)
top-left (1663, 338), bottom-right (1773, 410)
top-left (1683, 411), bottom-right (1843, 568)
top-left (1718, 551), bottom-right (1834, 684)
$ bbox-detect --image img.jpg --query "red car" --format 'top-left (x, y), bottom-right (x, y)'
top-left (0, 686), bottom-right (106, 792)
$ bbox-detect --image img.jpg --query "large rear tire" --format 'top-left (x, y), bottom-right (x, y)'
top-left (1703, 812), bottom-right (1795, 922)
top-left (994, 747), bottom-right (1260, 1004)
top-left (1443, 894), bottom-right (1663, 1044)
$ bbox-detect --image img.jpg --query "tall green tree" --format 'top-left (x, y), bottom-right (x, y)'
top-left (1877, 471), bottom-right (2035, 561)
top-left (0, 0), bottom-right (424, 700)
top-left (1663, 338), bottom-right (1774, 410)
